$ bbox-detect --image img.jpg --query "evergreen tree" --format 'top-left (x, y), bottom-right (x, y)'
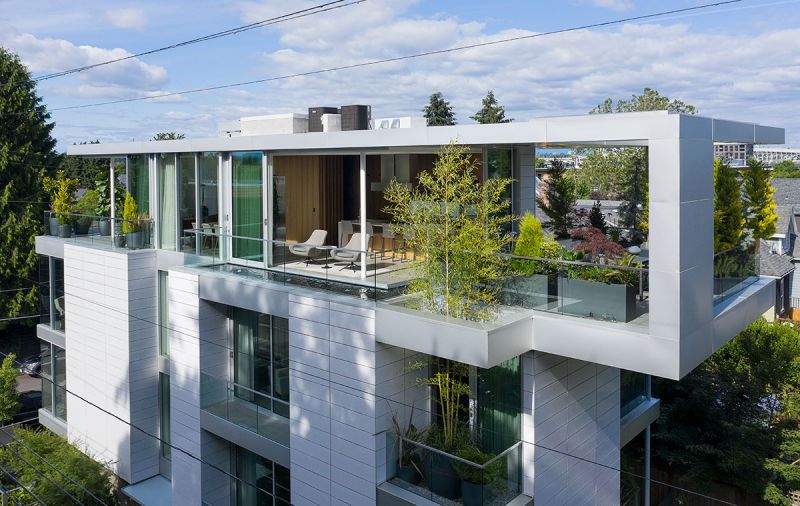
top-left (0, 47), bottom-right (58, 321)
top-left (422, 92), bottom-right (456, 126)
top-left (618, 148), bottom-right (648, 243)
top-left (714, 159), bottom-right (744, 252)
top-left (741, 158), bottom-right (778, 243)
top-left (59, 141), bottom-right (106, 189)
top-left (152, 132), bottom-right (186, 141)
top-left (537, 160), bottom-right (576, 238)
top-left (588, 201), bottom-right (608, 234)
top-left (470, 90), bottom-right (512, 124)
top-left (0, 354), bottom-right (18, 424)
top-left (772, 160), bottom-right (800, 178)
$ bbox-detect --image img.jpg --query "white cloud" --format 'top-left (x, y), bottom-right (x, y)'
top-left (576, 0), bottom-right (634, 11)
top-left (105, 7), bottom-right (148, 30)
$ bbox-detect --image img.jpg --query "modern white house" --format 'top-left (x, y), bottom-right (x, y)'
top-left (33, 110), bottom-right (783, 506)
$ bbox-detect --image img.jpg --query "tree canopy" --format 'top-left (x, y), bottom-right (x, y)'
top-left (59, 141), bottom-right (107, 189)
top-left (0, 47), bottom-right (58, 322)
top-left (0, 353), bottom-right (19, 424)
top-left (152, 132), bottom-right (185, 141)
top-left (773, 160), bottom-right (800, 178)
top-left (742, 158), bottom-right (778, 243)
top-left (714, 159), bottom-right (744, 252)
top-left (470, 90), bottom-right (512, 124)
top-left (422, 92), bottom-right (456, 126)
top-left (590, 87), bottom-right (698, 115)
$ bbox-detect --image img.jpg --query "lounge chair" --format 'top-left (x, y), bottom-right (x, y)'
top-left (331, 233), bottom-right (370, 271)
top-left (288, 229), bottom-right (328, 265)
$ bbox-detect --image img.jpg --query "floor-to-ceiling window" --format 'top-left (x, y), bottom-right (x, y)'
top-left (158, 271), bottom-right (169, 356)
top-left (232, 152), bottom-right (263, 262)
top-left (232, 308), bottom-right (289, 418)
top-left (487, 147), bottom-right (514, 232)
top-left (52, 258), bottom-right (65, 331)
top-left (159, 373), bottom-right (171, 460)
top-left (179, 154), bottom-right (196, 251)
top-left (128, 155), bottom-right (149, 215)
top-left (158, 154), bottom-right (177, 251)
top-left (234, 445), bottom-right (290, 505)
top-left (40, 341), bottom-right (67, 422)
top-left (199, 152), bottom-right (220, 256)
top-left (38, 255), bottom-right (49, 327)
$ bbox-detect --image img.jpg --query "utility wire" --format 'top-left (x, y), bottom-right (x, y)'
top-left (2, 0), bottom-right (741, 116)
top-left (0, 460), bottom-right (47, 505)
top-left (0, 439), bottom-right (85, 505)
top-left (0, 0), bottom-right (365, 89)
top-left (13, 274), bottom-right (740, 505)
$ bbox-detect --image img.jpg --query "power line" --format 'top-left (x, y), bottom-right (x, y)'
top-left (5, 0), bottom-right (741, 116)
top-left (0, 438), bottom-right (86, 505)
top-left (0, 0), bottom-right (365, 89)
top-left (15, 274), bottom-right (740, 505)
top-left (0, 460), bottom-right (47, 505)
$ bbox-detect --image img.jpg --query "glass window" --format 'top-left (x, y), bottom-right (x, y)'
top-left (179, 154), bottom-right (197, 252)
top-left (232, 308), bottom-right (289, 417)
top-left (158, 154), bottom-right (177, 251)
top-left (158, 271), bottom-right (169, 356)
top-left (232, 152), bottom-right (263, 262)
top-left (477, 356), bottom-right (520, 453)
top-left (160, 373), bottom-right (171, 460)
top-left (54, 346), bottom-right (66, 421)
top-left (487, 148), bottom-right (513, 232)
top-left (128, 155), bottom-right (149, 215)
top-left (40, 341), bottom-right (52, 415)
top-left (52, 258), bottom-right (65, 331)
top-left (235, 445), bottom-right (290, 505)
top-left (38, 255), bottom-right (49, 326)
top-left (199, 153), bottom-right (220, 256)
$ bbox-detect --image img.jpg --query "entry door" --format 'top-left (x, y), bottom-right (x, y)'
top-left (229, 152), bottom-right (267, 266)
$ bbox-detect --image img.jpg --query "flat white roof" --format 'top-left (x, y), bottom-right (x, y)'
top-left (68, 110), bottom-right (784, 157)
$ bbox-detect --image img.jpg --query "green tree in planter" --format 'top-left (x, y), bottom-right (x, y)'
top-left (512, 213), bottom-right (544, 275)
top-left (742, 158), bottom-right (778, 244)
top-left (43, 172), bottom-right (79, 225)
top-left (413, 359), bottom-right (471, 452)
top-left (714, 159), bottom-right (744, 252)
top-left (422, 92), bottom-right (456, 126)
top-left (537, 159), bottom-right (576, 238)
top-left (383, 142), bottom-right (512, 322)
top-left (453, 445), bottom-right (502, 484)
top-left (122, 193), bottom-right (139, 234)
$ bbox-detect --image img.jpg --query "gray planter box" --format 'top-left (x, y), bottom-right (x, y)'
top-left (558, 278), bottom-right (636, 323)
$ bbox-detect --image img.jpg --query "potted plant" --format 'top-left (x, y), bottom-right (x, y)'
top-left (453, 445), bottom-right (502, 506)
top-left (122, 193), bottom-right (145, 249)
top-left (94, 176), bottom-right (112, 236)
top-left (505, 213), bottom-right (553, 309)
top-left (388, 402), bottom-right (427, 485)
top-left (43, 172), bottom-right (79, 237)
top-left (74, 190), bottom-right (99, 235)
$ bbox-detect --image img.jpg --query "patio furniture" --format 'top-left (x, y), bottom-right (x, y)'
top-left (288, 229), bottom-right (328, 266)
top-left (381, 224), bottom-right (398, 260)
top-left (331, 233), bottom-right (370, 271)
top-left (339, 221), bottom-right (354, 247)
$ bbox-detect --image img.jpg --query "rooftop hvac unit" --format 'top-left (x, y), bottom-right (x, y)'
top-left (340, 105), bottom-right (371, 131)
top-left (308, 106), bottom-right (339, 132)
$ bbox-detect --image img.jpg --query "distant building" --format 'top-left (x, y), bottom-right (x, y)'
top-left (714, 142), bottom-right (753, 167)
top-left (753, 146), bottom-right (800, 166)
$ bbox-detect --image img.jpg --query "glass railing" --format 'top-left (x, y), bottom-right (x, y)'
top-left (385, 433), bottom-right (522, 505)
top-left (620, 370), bottom-right (648, 418)
top-left (182, 228), bottom-right (409, 301)
top-left (200, 373), bottom-right (289, 447)
top-left (44, 211), bottom-right (154, 250)
top-left (497, 254), bottom-right (649, 325)
top-left (714, 246), bottom-right (760, 304)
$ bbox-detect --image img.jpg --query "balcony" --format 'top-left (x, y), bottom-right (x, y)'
top-left (41, 211), bottom-right (154, 251)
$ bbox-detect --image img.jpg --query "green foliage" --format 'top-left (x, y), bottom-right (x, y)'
top-left (76, 190), bottom-right (99, 216)
top-left (422, 92), bottom-right (456, 126)
top-left (714, 159), bottom-right (744, 252)
top-left (535, 157), bottom-right (546, 168)
top-left (470, 90), bottom-right (512, 124)
top-left (43, 171), bottom-right (79, 225)
top-left (773, 160), bottom-right (800, 178)
top-left (514, 213), bottom-right (544, 258)
top-left (742, 158), bottom-right (778, 242)
top-left (122, 193), bottom-right (139, 234)
top-left (618, 148), bottom-right (648, 242)
top-left (94, 173), bottom-right (124, 217)
top-left (572, 150), bottom-right (628, 199)
top-left (0, 47), bottom-right (58, 320)
top-left (152, 132), bottom-right (185, 141)
top-left (0, 427), bottom-right (116, 504)
top-left (59, 141), bottom-right (106, 188)
top-left (653, 319), bottom-right (800, 502)
top-left (0, 354), bottom-right (19, 424)
top-left (453, 446), bottom-right (502, 484)
top-left (383, 142), bottom-right (511, 321)
top-left (537, 160), bottom-right (576, 238)
top-left (588, 201), bottom-right (607, 234)
top-left (590, 87), bottom-right (697, 115)
top-left (414, 360), bottom-right (471, 451)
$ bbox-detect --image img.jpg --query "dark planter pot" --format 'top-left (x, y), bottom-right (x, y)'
top-left (98, 219), bottom-right (111, 236)
top-left (461, 480), bottom-right (487, 506)
top-left (73, 220), bottom-right (91, 236)
top-left (113, 233), bottom-right (126, 248)
top-left (48, 217), bottom-right (60, 236)
top-left (558, 277), bottom-right (636, 323)
top-left (426, 453), bottom-right (461, 499)
top-left (397, 464), bottom-right (421, 485)
top-left (126, 232), bottom-right (144, 250)
top-left (58, 224), bottom-right (72, 238)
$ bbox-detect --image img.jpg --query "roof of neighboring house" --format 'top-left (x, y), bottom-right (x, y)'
top-left (759, 240), bottom-right (795, 278)
top-left (775, 205), bottom-right (795, 235)
top-left (772, 178), bottom-right (800, 207)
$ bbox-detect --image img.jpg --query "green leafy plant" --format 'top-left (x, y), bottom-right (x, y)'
top-left (384, 142), bottom-right (512, 322)
top-left (75, 190), bottom-right (99, 228)
top-left (511, 213), bottom-right (544, 275)
top-left (0, 354), bottom-right (19, 424)
top-left (714, 159), bottom-right (744, 252)
top-left (121, 193), bottom-right (140, 234)
top-left (43, 171), bottom-right (79, 225)
top-left (742, 158), bottom-right (778, 243)
top-left (452, 445), bottom-right (502, 484)
top-left (410, 359), bottom-right (471, 452)
top-left (537, 159), bottom-right (576, 238)
top-left (388, 401), bottom-right (428, 472)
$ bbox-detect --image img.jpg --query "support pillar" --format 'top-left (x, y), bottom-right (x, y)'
top-left (359, 152), bottom-right (367, 279)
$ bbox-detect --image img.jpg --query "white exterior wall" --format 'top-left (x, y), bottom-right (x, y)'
top-left (523, 351), bottom-right (620, 505)
top-left (63, 244), bottom-right (159, 484)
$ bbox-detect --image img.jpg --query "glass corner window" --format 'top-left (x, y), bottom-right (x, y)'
top-left (158, 271), bottom-right (169, 356)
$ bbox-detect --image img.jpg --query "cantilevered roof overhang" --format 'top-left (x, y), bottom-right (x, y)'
top-left (67, 110), bottom-right (784, 157)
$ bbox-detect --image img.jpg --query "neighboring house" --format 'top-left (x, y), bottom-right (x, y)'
top-left (763, 179), bottom-right (800, 316)
top-left (34, 110), bottom-right (783, 506)
top-left (759, 239), bottom-right (794, 318)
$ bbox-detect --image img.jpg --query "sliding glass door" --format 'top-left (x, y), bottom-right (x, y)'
top-left (231, 152), bottom-right (264, 263)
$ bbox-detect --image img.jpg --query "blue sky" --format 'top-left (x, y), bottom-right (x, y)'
top-left (1, 0), bottom-right (799, 149)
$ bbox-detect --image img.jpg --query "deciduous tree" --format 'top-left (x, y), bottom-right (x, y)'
top-left (0, 353), bottom-right (19, 424)
top-left (773, 160), bottom-right (800, 178)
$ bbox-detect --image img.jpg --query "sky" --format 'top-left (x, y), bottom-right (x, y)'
top-left (1, 0), bottom-right (799, 150)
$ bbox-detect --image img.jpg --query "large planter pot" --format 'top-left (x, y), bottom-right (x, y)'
top-left (461, 480), bottom-right (487, 506)
top-left (558, 277), bottom-right (636, 323)
top-left (126, 232), bottom-right (144, 250)
top-left (73, 220), bottom-right (91, 236)
top-left (58, 224), bottom-right (72, 238)
top-left (113, 233), bottom-right (126, 248)
top-left (397, 464), bottom-right (421, 485)
top-left (98, 219), bottom-right (111, 237)
top-left (426, 452), bottom-right (461, 499)
top-left (48, 217), bottom-right (60, 236)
